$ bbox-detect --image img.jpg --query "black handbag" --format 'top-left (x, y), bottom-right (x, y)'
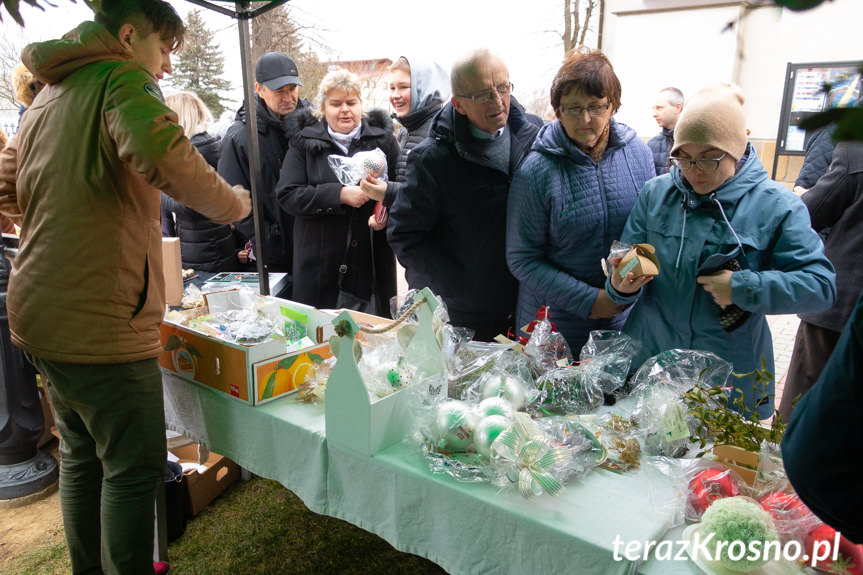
top-left (336, 215), bottom-right (380, 315)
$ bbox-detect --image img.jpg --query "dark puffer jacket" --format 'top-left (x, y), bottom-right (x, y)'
top-left (162, 132), bottom-right (239, 272)
top-left (795, 125), bottom-right (836, 189)
top-left (276, 109), bottom-right (400, 310)
top-left (798, 140), bottom-right (863, 331)
top-left (647, 127), bottom-right (671, 176)
top-left (217, 95), bottom-right (310, 271)
top-left (387, 98), bottom-right (540, 337)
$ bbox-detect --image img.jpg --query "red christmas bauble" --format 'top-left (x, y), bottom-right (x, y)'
top-left (688, 468), bottom-right (740, 516)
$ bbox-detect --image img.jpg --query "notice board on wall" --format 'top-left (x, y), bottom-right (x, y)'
top-left (773, 60), bottom-right (862, 178)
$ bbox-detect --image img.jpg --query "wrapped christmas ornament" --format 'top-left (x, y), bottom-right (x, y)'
top-left (473, 414), bottom-right (511, 459)
top-left (432, 400), bottom-right (477, 453)
top-left (529, 366), bottom-right (603, 416)
top-left (478, 371), bottom-right (530, 410)
top-left (327, 147), bottom-right (389, 185)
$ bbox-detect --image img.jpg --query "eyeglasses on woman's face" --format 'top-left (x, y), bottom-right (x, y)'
top-left (669, 153), bottom-right (728, 172)
top-left (454, 82), bottom-right (513, 104)
top-left (559, 102), bottom-right (611, 118)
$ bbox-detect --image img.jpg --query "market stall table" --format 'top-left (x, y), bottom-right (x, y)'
top-left (163, 372), bottom-right (703, 575)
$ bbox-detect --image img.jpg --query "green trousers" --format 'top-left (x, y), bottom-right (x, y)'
top-left (29, 356), bottom-right (166, 575)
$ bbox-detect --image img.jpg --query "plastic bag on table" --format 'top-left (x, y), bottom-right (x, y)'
top-left (522, 308), bottom-right (573, 376)
top-left (356, 331), bottom-right (416, 400)
top-left (180, 282), bottom-right (204, 309)
top-left (186, 288), bottom-right (279, 344)
top-left (630, 382), bottom-right (695, 458)
top-left (410, 374), bottom-right (494, 482)
top-left (646, 456), bottom-right (746, 526)
top-left (327, 147), bottom-right (389, 186)
top-left (578, 331), bottom-right (640, 394)
top-left (447, 340), bottom-right (519, 399)
top-left (527, 366), bottom-right (603, 416)
top-left (574, 412), bottom-right (642, 473)
top-left (630, 349), bottom-right (733, 392)
top-left (459, 349), bottom-right (537, 411)
top-left (295, 356), bottom-right (336, 404)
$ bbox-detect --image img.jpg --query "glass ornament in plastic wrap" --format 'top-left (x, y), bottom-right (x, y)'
top-left (356, 335), bottom-right (416, 400)
top-left (327, 147), bottom-right (389, 185)
top-left (528, 366), bottom-right (603, 416)
top-left (447, 340), bottom-right (513, 398)
top-left (431, 399), bottom-right (478, 453)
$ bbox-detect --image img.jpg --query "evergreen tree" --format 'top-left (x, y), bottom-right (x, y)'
top-left (251, 4), bottom-right (327, 105)
top-left (170, 10), bottom-right (232, 118)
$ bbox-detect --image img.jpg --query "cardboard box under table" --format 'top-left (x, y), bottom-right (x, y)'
top-left (159, 291), bottom-right (336, 405)
top-left (169, 442), bottom-right (240, 517)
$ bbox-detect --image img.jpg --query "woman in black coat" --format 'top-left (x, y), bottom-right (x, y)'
top-left (162, 91), bottom-right (242, 272)
top-left (276, 69), bottom-right (400, 311)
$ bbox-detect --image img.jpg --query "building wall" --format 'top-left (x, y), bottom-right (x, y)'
top-left (601, 0), bottom-right (861, 184)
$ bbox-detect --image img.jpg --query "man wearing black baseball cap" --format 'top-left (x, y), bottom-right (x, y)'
top-left (218, 52), bottom-right (310, 294)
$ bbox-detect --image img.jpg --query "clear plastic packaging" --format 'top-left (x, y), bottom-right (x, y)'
top-left (646, 457), bottom-right (745, 526)
top-left (579, 331), bottom-right (639, 394)
top-left (528, 366), bottom-right (603, 416)
top-left (356, 330), bottom-right (416, 400)
top-left (327, 147), bottom-right (389, 186)
top-left (522, 308), bottom-right (572, 374)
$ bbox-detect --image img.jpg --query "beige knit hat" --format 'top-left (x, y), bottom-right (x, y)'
top-left (671, 82), bottom-right (748, 161)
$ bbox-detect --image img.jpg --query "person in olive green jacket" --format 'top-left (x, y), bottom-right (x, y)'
top-left (0, 1), bottom-right (250, 573)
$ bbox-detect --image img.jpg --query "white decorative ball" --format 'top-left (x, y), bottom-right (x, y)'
top-left (433, 400), bottom-right (476, 452)
top-left (474, 415), bottom-right (511, 459)
top-left (477, 396), bottom-right (514, 420)
top-left (481, 374), bottom-right (528, 410)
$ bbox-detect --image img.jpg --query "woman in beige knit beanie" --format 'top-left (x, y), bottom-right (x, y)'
top-left (604, 81), bottom-right (836, 420)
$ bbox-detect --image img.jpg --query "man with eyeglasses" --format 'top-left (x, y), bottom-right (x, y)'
top-left (388, 49), bottom-right (542, 341)
top-left (647, 87), bottom-right (684, 175)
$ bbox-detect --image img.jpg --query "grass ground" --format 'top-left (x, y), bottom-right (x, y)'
top-left (5, 475), bottom-right (448, 575)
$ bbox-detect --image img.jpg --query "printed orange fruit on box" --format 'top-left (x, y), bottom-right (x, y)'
top-left (257, 348), bottom-right (331, 402)
top-left (164, 334), bottom-right (201, 378)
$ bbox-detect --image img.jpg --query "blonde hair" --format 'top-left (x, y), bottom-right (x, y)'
top-left (13, 63), bottom-right (38, 107)
top-left (164, 91), bottom-right (213, 136)
top-left (318, 68), bottom-right (362, 112)
top-left (389, 57), bottom-right (410, 74)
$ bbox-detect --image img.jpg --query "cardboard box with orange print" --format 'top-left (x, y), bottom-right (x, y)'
top-left (159, 291), bottom-right (337, 405)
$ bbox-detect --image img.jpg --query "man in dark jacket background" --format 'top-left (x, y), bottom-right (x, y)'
top-left (388, 49), bottom-right (541, 341)
top-left (646, 87), bottom-right (683, 176)
top-left (779, 140), bottom-right (863, 421)
top-left (218, 51), bottom-right (309, 296)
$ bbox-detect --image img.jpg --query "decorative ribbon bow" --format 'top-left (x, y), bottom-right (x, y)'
top-left (492, 413), bottom-right (572, 499)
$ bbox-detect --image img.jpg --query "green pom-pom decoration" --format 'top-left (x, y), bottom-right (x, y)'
top-left (699, 496), bottom-right (779, 572)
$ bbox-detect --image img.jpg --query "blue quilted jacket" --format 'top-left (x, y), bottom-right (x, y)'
top-left (606, 145), bottom-right (836, 419)
top-left (506, 119), bottom-right (655, 352)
